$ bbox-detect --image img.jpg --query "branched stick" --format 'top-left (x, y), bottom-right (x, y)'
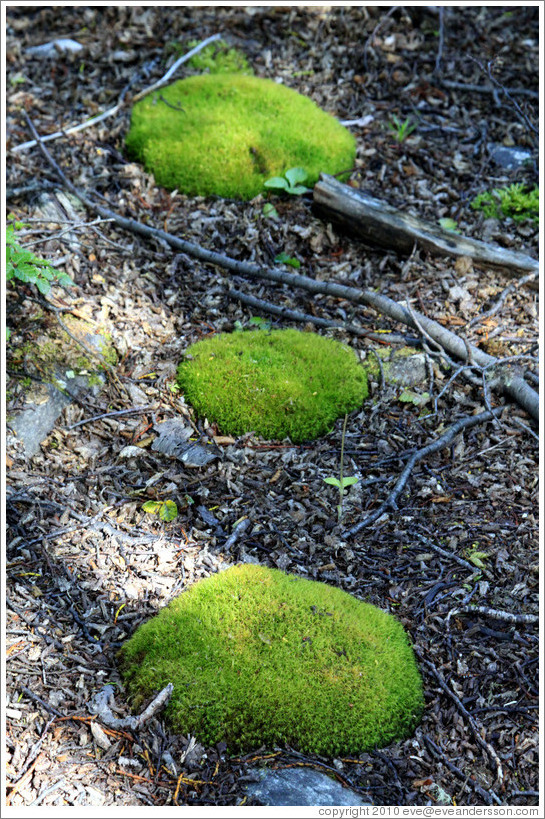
top-left (342, 407), bottom-right (505, 538)
top-left (26, 120), bottom-right (539, 421)
top-left (88, 683), bottom-right (173, 730)
top-left (11, 34), bottom-right (222, 153)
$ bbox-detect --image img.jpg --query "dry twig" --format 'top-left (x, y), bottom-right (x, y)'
top-left (342, 407), bottom-right (505, 538)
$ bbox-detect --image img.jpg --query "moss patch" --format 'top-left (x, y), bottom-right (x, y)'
top-left (125, 73), bottom-right (356, 200)
top-left (119, 564), bottom-right (424, 756)
top-left (10, 316), bottom-right (116, 385)
top-left (176, 328), bottom-right (368, 443)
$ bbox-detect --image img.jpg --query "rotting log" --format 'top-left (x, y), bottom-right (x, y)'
top-left (313, 174), bottom-right (539, 278)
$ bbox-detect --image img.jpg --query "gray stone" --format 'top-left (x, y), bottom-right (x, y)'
top-left (487, 142), bottom-right (533, 171)
top-left (152, 418), bottom-right (221, 466)
top-left (245, 766), bottom-right (372, 807)
top-left (7, 372), bottom-right (104, 459)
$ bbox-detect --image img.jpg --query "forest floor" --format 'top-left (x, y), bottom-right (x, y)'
top-left (4, 5), bottom-right (539, 809)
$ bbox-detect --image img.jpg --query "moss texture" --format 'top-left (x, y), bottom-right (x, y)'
top-left (119, 564), bottom-right (424, 756)
top-left (176, 329), bottom-right (368, 443)
top-left (125, 73), bottom-right (356, 200)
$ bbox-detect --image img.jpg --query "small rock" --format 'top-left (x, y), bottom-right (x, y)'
top-left (245, 766), bottom-right (373, 807)
top-left (487, 142), bottom-right (533, 171)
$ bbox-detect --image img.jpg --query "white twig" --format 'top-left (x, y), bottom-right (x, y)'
top-left (11, 33), bottom-right (222, 153)
top-left (88, 683), bottom-right (173, 730)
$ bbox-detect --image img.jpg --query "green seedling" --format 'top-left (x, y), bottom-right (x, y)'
top-left (323, 414), bottom-right (359, 521)
top-left (249, 316), bottom-right (272, 330)
top-left (142, 499), bottom-right (178, 522)
top-left (264, 167), bottom-right (311, 195)
top-left (471, 183), bottom-right (539, 224)
top-left (274, 251), bottom-right (301, 268)
top-left (438, 217), bottom-right (461, 233)
top-left (6, 225), bottom-right (74, 295)
top-left (465, 542), bottom-right (489, 569)
top-left (388, 115), bottom-right (417, 142)
top-left (399, 389), bottom-right (431, 408)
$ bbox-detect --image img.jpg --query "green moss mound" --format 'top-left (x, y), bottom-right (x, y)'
top-left (119, 564), bottom-right (424, 756)
top-left (125, 73), bottom-right (356, 199)
top-left (176, 329), bottom-right (368, 443)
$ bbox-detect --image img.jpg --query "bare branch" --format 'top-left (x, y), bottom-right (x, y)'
top-left (342, 407), bottom-right (505, 538)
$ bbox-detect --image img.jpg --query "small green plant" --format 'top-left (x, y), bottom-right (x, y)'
top-left (142, 499), bottom-right (178, 522)
top-left (274, 251), bottom-right (301, 268)
top-left (471, 183), bottom-right (539, 223)
top-left (264, 167), bottom-right (311, 195)
top-left (388, 115), bottom-right (417, 142)
top-left (6, 225), bottom-right (74, 294)
top-left (438, 217), bottom-right (461, 233)
top-left (323, 413), bottom-right (359, 521)
top-left (464, 542), bottom-right (490, 569)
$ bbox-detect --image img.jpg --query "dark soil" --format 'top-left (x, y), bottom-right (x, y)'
top-left (5, 5), bottom-right (539, 809)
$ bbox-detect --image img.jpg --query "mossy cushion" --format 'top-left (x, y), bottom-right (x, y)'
top-left (119, 564), bottom-right (424, 756)
top-left (176, 328), bottom-right (368, 443)
top-left (125, 73), bottom-right (356, 199)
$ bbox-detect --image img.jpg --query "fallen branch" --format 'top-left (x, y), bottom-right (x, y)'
top-left (88, 683), bottom-right (173, 730)
top-left (342, 407), bottom-right (504, 539)
top-left (26, 119), bottom-right (539, 421)
top-left (228, 287), bottom-right (419, 345)
top-left (313, 174), bottom-right (538, 278)
top-left (447, 605), bottom-right (538, 627)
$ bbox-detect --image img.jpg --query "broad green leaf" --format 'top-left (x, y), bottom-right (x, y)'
top-left (340, 476), bottom-right (359, 488)
top-left (274, 252), bottom-right (300, 268)
top-left (159, 500), bottom-right (178, 521)
top-left (142, 500), bottom-right (161, 514)
top-left (35, 277), bottom-right (52, 294)
top-left (288, 184), bottom-right (310, 195)
top-left (285, 167), bottom-right (308, 186)
top-left (264, 177), bottom-right (289, 190)
top-left (468, 550), bottom-right (489, 569)
top-left (262, 202), bottom-right (279, 219)
top-left (323, 477), bottom-right (341, 487)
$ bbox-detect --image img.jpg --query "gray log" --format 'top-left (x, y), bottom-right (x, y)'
top-left (313, 174), bottom-right (538, 277)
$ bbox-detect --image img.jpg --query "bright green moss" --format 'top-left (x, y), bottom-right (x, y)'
top-left (119, 564), bottom-right (424, 756)
top-left (125, 74), bottom-right (356, 200)
top-left (176, 328), bottom-right (368, 443)
top-left (471, 183), bottom-right (539, 223)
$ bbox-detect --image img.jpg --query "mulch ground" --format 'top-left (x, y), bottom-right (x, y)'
top-left (5, 5), bottom-right (539, 809)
